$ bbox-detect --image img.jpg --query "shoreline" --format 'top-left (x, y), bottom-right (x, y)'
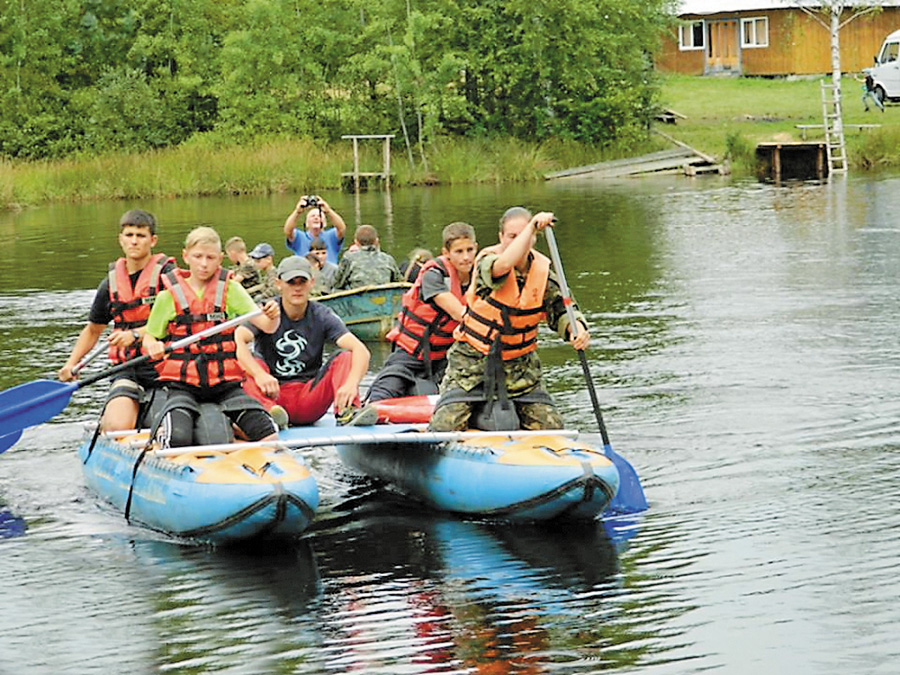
top-left (5, 75), bottom-right (900, 210)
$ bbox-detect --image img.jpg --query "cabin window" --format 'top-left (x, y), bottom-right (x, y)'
top-left (741, 17), bottom-right (768, 48)
top-left (880, 41), bottom-right (899, 63)
top-left (679, 21), bottom-right (705, 51)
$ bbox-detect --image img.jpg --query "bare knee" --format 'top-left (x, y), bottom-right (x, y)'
top-left (101, 397), bottom-right (139, 432)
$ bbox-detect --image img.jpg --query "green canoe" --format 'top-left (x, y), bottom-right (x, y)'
top-left (313, 282), bottom-right (411, 341)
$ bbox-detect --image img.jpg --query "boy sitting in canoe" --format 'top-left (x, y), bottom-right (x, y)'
top-left (142, 227), bottom-right (281, 447)
top-left (236, 256), bottom-right (376, 427)
top-left (332, 225), bottom-right (402, 290)
top-left (306, 237), bottom-right (338, 296)
top-left (368, 222), bottom-right (477, 402)
top-left (58, 209), bottom-right (175, 432)
top-left (429, 207), bottom-right (590, 432)
top-left (247, 242), bottom-right (279, 303)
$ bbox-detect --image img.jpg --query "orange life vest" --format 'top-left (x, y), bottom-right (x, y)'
top-left (454, 247), bottom-right (549, 361)
top-left (387, 256), bottom-right (465, 362)
top-left (107, 253), bottom-right (173, 364)
top-left (155, 268), bottom-right (243, 388)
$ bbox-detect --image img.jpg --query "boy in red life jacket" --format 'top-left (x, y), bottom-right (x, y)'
top-left (429, 207), bottom-right (590, 432)
top-left (235, 256), bottom-right (375, 427)
top-left (142, 226), bottom-right (281, 448)
top-left (368, 222), bottom-right (478, 402)
top-left (58, 210), bottom-right (175, 432)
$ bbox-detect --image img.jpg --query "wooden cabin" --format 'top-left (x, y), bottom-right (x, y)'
top-left (657, 1), bottom-right (900, 76)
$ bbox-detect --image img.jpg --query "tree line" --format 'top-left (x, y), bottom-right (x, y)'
top-left (0, 0), bottom-right (672, 161)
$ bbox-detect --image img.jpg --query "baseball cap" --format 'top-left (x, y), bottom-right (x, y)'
top-left (277, 256), bottom-right (313, 281)
top-left (249, 242), bottom-right (275, 259)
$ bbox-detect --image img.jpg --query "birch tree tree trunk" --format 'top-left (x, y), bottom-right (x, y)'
top-left (829, 4), bottom-right (843, 141)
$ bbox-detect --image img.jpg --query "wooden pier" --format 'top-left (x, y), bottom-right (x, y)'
top-left (545, 131), bottom-right (725, 181)
top-left (341, 134), bottom-right (395, 192)
top-left (755, 142), bottom-right (827, 182)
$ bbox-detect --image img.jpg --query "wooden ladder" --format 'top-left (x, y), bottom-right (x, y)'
top-left (821, 81), bottom-right (847, 174)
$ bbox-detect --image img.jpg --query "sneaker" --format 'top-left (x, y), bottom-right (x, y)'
top-left (336, 404), bottom-right (378, 427)
top-left (269, 404), bottom-right (289, 430)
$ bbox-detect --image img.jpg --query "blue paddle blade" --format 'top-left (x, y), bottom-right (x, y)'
top-left (603, 444), bottom-right (649, 516)
top-left (0, 429), bottom-right (23, 454)
top-left (0, 379), bottom-right (79, 438)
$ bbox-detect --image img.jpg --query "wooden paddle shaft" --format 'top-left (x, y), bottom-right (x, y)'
top-left (543, 226), bottom-right (612, 447)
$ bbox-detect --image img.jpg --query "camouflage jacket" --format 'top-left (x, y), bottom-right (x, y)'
top-left (234, 260), bottom-right (262, 291)
top-left (333, 246), bottom-right (401, 290)
top-left (236, 261), bottom-right (277, 303)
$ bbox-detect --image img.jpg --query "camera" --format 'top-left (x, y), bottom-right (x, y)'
top-left (306, 195), bottom-right (319, 208)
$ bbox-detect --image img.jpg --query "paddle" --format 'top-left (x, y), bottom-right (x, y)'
top-left (0, 309), bottom-right (263, 447)
top-left (71, 340), bottom-right (108, 377)
top-left (544, 225), bottom-right (648, 515)
top-left (0, 430), bottom-right (22, 454)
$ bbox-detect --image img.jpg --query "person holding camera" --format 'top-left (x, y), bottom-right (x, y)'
top-left (282, 194), bottom-right (347, 264)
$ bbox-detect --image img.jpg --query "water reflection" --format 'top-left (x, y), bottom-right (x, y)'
top-left (304, 503), bottom-right (658, 673)
top-left (0, 505), bottom-right (26, 538)
top-left (131, 539), bottom-right (323, 670)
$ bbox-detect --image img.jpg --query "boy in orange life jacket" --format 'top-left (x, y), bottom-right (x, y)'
top-left (368, 222), bottom-right (478, 402)
top-left (429, 207), bottom-right (590, 432)
top-left (142, 226), bottom-right (281, 448)
top-left (58, 209), bottom-right (175, 432)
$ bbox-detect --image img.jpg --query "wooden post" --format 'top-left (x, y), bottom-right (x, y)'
top-left (341, 135), bottom-right (396, 192)
top-left (352, 137), bottom-right (360, 194)
top-left (773, 145), bottom-right (781, 182)
top-left (383, 136), bottom-right (391, 190)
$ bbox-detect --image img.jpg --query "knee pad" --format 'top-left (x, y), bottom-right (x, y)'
top-left (193, 403), bottom-right (234, 445)
top-left (233, 409), bottom-right (277, 442)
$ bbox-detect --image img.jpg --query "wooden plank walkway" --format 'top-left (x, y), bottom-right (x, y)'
top-left (545, 130), bottom-right (724, 181)
top-left (545, 148), bottom-right (720, 180)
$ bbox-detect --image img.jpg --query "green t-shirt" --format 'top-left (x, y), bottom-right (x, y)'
top-left (145, 277), bottom-right (258, 338)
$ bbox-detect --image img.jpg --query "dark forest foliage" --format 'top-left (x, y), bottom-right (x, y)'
top-left (0, 0), bottom-right (672, 159)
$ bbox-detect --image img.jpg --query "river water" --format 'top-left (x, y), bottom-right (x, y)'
top-left (2, 174), bottom-right (900, 673)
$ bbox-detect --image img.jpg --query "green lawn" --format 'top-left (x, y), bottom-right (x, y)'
top-left (658, 74), bottom-right (900, 171)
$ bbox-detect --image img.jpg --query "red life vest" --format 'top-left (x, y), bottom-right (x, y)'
top-left (454, 247), bottom-right (549, 361)
top-left (107, 253), bottom-right (173, 364)
top-left (387, 256), bottom-right (465, 362)
top-left (155, 268), bottom-right (243, 388)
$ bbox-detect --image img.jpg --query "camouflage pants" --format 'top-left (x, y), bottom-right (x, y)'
top-left (429, 401), bottom-right (564, 432)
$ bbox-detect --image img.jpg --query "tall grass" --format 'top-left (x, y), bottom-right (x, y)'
top-left (852, 126), bottom-right (900, 170)
top-left (1, 135), bottom-right (658, 209)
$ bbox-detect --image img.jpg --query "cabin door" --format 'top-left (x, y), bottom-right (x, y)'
top-left (706, 20), bottom-right (740, 73)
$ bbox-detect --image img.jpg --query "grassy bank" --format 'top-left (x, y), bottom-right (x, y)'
top-left (6, 74), bottom-right (899, 208)
top-left (0, 135), bottom-right (645, 209)
top-left (659, 74), bottom-right (900, 173)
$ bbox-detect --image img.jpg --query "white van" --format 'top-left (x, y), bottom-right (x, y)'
top-left (866, 29), bottom-right (900, 102)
